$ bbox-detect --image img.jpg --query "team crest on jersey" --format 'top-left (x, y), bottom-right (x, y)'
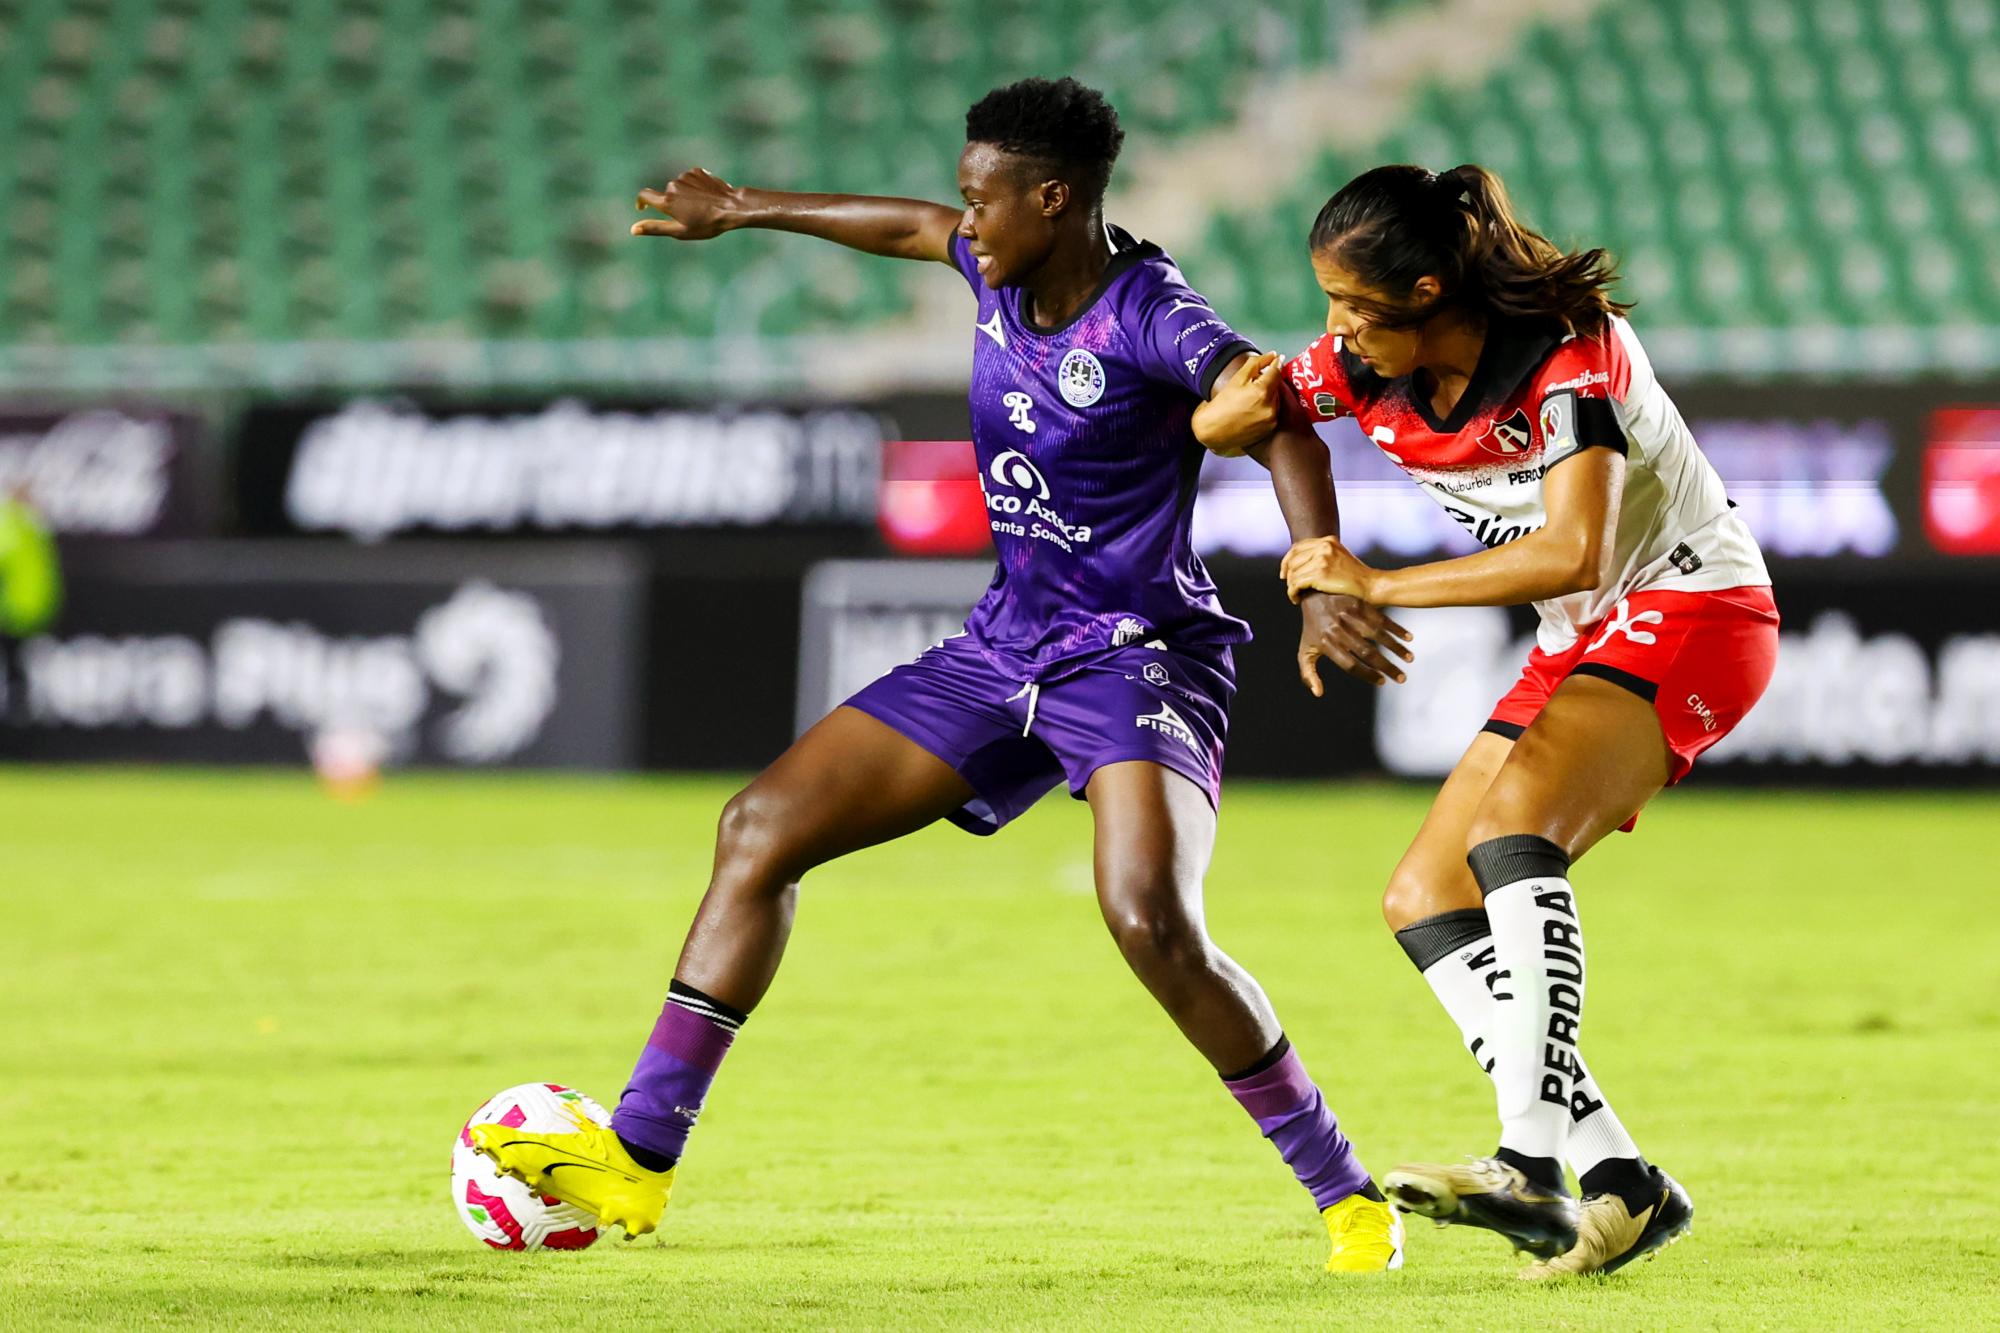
top-left (1058, 349), bottom-right (1106, 407)
top-left (1313, 392), bottom-right (1339, 416)
top-left (1477, 408), bottom-right (1534, 457)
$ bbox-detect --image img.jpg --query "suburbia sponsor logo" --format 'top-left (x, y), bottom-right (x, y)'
top-left (282, 400), bottom-right (881, 540)
top-left (5, 583), bottom-right (558, 761)
top-left (982, 449), bottom-right (1093, 551)
top-left (0, 410), bottom-right (182, 535)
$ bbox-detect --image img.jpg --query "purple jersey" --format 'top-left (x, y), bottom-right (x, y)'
top-left (949, 226), bottom-right (1256, 681)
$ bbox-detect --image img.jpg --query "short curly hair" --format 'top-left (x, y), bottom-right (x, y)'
top-left (964, 77), bottom-right (1125, 204)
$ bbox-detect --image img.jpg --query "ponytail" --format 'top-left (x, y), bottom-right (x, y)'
top-left (1308, 163), bottom-right (1630, 332)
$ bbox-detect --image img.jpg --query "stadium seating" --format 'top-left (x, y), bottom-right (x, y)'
top-left (0, 0), bottom-right (1991, 364)
top-left (1188, 0), bottom-right (2000, 345)
top-left (0, 0), bottom-right (1347, 351)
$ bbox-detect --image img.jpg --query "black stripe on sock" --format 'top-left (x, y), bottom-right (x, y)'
top-left (1467, 833), bottom-right (1571, 897)
top-left (669, 979), bottom-right (748, 1030)
top-left (1393, 907), bottom-right (1494, 971)
top-left (1570, 661), bottom-right (1659, 703)
top-left (617, 1134), bottom-right (679, 1174)
top-left (666, 992), bottom-right (741, 1030)
top-left (1221, 1034), bottom-right (1291, 1084)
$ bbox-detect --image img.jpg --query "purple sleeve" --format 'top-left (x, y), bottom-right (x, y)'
top-left (947, 232), bottom-right (982, 292)
top-left (1130, 277), bottom-right (1258, 398)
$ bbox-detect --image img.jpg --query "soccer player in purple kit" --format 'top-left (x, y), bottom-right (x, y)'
top-left (470, 78), bottom-right (1412, 1273)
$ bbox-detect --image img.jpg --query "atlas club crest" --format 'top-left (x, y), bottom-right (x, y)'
top-left (1477, 408), bottom-right (1534, 457)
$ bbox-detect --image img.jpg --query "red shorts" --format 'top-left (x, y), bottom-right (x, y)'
top-left (1486, 585), bottom-right (1780, 787)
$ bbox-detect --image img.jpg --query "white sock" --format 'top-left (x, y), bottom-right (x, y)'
top-left (1469, 835), bottom-right (1589, 1167)
top-left (1564, 1058), bottom-right (1641, 1180)
top-left (1400, 908), bottom-right (1640, 1180)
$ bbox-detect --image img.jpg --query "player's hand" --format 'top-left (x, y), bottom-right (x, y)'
top-left (1282, 535), bottom-right (1377, 603)
top-left (1192, 351), bottom-right (1284, 457)
top-left (633, 168), bottom-right (742, 240)
top-left (1296, 591), bottom-right (1414, 693)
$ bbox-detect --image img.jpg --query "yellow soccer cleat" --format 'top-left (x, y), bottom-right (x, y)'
top-left (1322, 1191), bottom-right (1406, 1273)
top-left (1519, 1168), bottom-right (1693, 1280)
top-left (468, 1110), bottom-right (675, 1239)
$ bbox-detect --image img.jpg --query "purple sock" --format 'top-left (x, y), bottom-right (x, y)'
top-left (1224, 1040), bottom-right (1372, 1209)
top-left (610, 984), bottom-right (742, 1163)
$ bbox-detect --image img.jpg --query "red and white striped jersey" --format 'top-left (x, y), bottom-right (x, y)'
top-left (1283, 314), bottom-right (1770, 652)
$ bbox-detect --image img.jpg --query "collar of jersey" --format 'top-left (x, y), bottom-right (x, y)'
top-left (1012, 223), bottom-right (1156, 338)
top-left (1405, 316), bottom-right (1565, 434)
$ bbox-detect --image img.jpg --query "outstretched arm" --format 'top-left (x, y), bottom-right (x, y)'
top-left (1203, 354), bottom-right (1413, 692)
top-left (634, 168), bottom-right (963, 264)
top-left (1283, 447), bottom-right (1626, 608)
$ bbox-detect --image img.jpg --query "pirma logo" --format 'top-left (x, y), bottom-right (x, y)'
top-left (1058, 349), bottom-right (1106, 408)
top-left (1136, 701), bottom-right (1200, 754)
top-left (988, 450), bottom-right (1050, 499)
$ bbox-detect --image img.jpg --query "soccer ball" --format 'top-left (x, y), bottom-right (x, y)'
top-left (451, 1083), bottom-right (611, 1251)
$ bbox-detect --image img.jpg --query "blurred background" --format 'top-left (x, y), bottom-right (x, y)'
top-left (1, 0), bottom-right (1996, 786)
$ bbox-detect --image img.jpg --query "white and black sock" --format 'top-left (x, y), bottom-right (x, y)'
top-left (1466, 834), bottom-right (1589, 1195)
top-left (1395, 905), bottom-right (1649, 1204)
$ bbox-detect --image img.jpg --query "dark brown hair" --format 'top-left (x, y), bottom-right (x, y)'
top-left (1308, 163), bottom-right (1631, 332)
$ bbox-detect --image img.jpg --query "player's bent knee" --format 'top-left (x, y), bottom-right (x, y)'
top-left (1380, 864), bottom-right (1438, 932)
top-left (1102, 895), bottom-right (1210, 973)
top-left (712, 786), bottom-right (812, 885)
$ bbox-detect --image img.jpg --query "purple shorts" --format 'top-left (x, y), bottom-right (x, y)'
top-left (845, 634), bottom-right (1233, 836)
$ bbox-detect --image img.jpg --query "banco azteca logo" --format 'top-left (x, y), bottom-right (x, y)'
top-left (988, 449), bottom-right (1050, 499)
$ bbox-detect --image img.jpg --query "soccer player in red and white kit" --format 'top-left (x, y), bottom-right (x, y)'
top-left (1194, 164), bottom-right (1777, 1277)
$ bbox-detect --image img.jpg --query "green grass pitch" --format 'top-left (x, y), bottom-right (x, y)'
top-left (2, 769), bottom-right (1996, 1329)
